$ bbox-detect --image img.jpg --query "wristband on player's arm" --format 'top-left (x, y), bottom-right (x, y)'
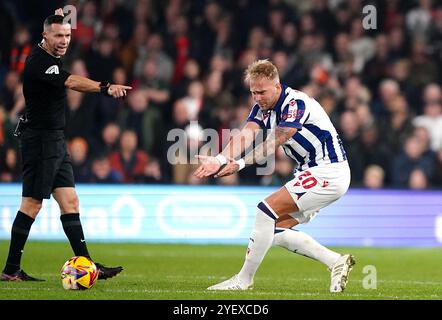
top-left (235, 158), bottom-right (246, 171)
top-left (99, 81), bottom-right (111, 96)
top-left (216, 154), bottom-right (246, 171)
top-left (215, 154), bottom-right (228, 166)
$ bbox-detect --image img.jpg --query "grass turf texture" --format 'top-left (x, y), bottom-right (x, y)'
top-left (0, 241), bottom-right (441, 300)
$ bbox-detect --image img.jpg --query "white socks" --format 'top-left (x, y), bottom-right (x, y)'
top-left (273, 227), bottom-right (340, 268)
top-left (237, 201), bottom-right (277, 285)
top-left (236, 202), bottom-right (341, 286)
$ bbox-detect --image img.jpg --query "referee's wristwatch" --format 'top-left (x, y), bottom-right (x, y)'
top-left (99, 81), bottom-right (111, 97)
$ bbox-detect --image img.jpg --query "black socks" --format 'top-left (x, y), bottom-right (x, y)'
top-left (3, 211), bottom-right (35, 274)
top-left (60, 213), bottom-right (90, 258)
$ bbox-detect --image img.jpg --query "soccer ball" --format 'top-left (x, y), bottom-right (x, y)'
top-left (61, 256), bottom-right (98, 290)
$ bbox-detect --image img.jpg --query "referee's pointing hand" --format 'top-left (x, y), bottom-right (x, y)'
top-left (107, 85), bottom-right (133, 99)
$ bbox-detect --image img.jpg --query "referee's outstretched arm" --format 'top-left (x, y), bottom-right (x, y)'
top-left (64, 75), bottom-right (132, 99)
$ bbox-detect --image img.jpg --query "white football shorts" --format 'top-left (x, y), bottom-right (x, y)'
top-left (284, 161), bottom-right (351, 224)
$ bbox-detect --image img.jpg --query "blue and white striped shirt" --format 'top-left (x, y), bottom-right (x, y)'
top-left (247, 85), bottom-right (347, 171)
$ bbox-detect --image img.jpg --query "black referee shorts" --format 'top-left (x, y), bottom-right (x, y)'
top-left (20, 128), bottom-right (75, 200)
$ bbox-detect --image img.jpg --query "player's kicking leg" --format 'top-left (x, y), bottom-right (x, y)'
top-left (274, 215), bottom-right (355, 293)
top-left (207, 274), bottom-right (253, 290)
top-left (207, 187), bottom-right (295, 291)
top-left (329, 254), bottom-right (355, 293)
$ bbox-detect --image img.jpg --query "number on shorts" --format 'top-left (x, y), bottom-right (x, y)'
top-left (295, 171), bottom-right (318, 189)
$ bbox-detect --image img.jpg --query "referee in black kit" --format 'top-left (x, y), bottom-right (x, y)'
top-left (1, 9), bottom-right (131, 281)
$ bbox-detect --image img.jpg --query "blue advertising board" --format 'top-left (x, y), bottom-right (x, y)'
top-left (0, 184), bottom-right (441, 247)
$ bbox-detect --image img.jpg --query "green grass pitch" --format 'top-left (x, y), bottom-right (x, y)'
top-left (0, 241), bottom-right (441, 300)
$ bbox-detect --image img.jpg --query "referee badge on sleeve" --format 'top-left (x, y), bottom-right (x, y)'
top-left (45, 65), bottom-right (59, 74)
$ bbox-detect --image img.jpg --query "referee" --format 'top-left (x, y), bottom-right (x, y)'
top-left (1, 9), bottom-right (130, 281)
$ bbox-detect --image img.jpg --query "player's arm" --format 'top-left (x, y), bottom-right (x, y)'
top-left (215, 126), bottom-right (297, 178)
top-left (244, 125), bottom-right (297, 166)
top-left (221, 121), bottom-right (261, 159)
top-left (193, 121), bottom-right (260, 178)
top-left (64, 75), bottom-right (132, 98)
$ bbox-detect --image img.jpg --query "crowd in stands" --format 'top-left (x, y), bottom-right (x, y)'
top-left (0, 0), bottom-right (441, 189)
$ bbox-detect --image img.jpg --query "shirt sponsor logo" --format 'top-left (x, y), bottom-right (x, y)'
top-left (282, 109), bottom-right (304, 120)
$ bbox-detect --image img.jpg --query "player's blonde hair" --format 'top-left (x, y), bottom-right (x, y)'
top-left (244, 59), bottom-right (280, 82)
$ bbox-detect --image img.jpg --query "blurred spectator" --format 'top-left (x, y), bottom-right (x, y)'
top-left (142, 158), bottom-right (163, 184)
top-left (348, 17), bottom-right (375, 73)
top-left (94, 122), bottom-right (121, 157)
top-left (317, 89), bottom-right (340, 125)
top-left (1, 71), bottom-right (20, 113)
top-left (89, 153), bottom-right (122, 184)
top-left (134, 58), bottom-right (170, 109)
top-left (192, 1), bottom-right (222, 70)
top-left (108, 129), bottom-right (149, 183)
top-left (274, 22), bottom-right (298, 55)
top-left (363, 34), bottom-right (391, 93)
top-left (408, 168), bottom-right (429, 190)
top-left (65, 89), bottom-right (98, 145)
top-left (406, 0), bottom-right (434, 40)
top-left (310, 0), bottom-right (336, 41)
top-left (72, 0), bottom-right (98, 53)
top-left (0, 147), bottom-right (20, 182)
top-left (100, 0), bottom-right (133, 43)
top-left (0, 1), bottom-right (14, 66)
top-left (85, 36), bottom-right (120, 81)
top-left (213, 14), bottom-right (236, 62)
top-left (230, 49), bottom-right (258, 99)
top-left (408, 39), bottom-right (438, 89)
top-left (200, 70), bottom-right (234, 129)
top-left (70, 59), bottom-right (89, 78)
top-left (133, 32), bottom-right (174, 85)
top-left (172, 122), bottom-right (203, 184)
top-left (363, 165), bottom-right (385, 189)
top-left (389, 59), bottom-right (416, 107)
top-left (339, 110), bottom-right (364, 184)
top-left (412, 83), bottom-right (442, 151)
top-left (69, 137), bottom-right (92, 183)
top-left (379, 94), bottom-right (414, 154)
top-left (112, 66), bottom-right (127, 86)
top-left (10, 26), bottom-right (31, 74)
top-left (391, 135), bottom-right (435, 187)
top-left (388, 27), bottom-right (409, 61)
top-left (360, 124), bottom-right (392, 183)
top-left (118, 89), bottom-right (163, 158)
top-left (382, 0), bottom-right (402, 33)
top-left (120, 22), bottom-right (150, 77)
top-left (428, 6), bottom-right (442, 79)
top-left (333, 2), bottom-right (352, 33)
top-left (168, 15), bottom-right (191, 85)
top-left (261, 148), bottom-right (295, 186)
top-left (0, 105), bottom-right (15, 150)
top-left (371, 79), bottom-right (400, 118)
top-left (173, 59), bottom-right (201, 100)
top-left (179, 80), bottom-right (205, 123)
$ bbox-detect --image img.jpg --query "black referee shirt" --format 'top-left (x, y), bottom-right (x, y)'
top-left (22, 43), bottom-right (71, 130)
